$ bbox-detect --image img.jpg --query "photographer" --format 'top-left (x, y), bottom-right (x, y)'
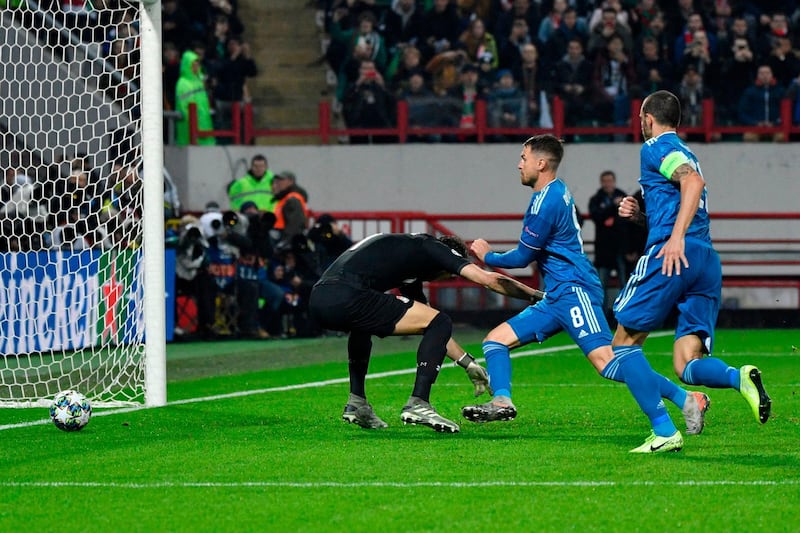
top-left (174, 217), bottom-right (215, 338)
top-left (308, 213), bottom-right (353, 271)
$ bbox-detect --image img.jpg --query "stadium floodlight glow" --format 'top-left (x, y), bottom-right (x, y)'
top-left (0, 1), bottom-right (166, 408)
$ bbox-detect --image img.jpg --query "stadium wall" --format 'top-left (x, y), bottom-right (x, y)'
top-left (166, 143), bottom-right (799, 216)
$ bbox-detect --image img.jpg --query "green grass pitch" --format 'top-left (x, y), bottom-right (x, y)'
top-left (1, 329), bottom-right (798, 531)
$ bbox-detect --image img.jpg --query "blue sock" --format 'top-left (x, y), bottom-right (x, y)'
top-left (682, 358), bottom-right (738, 389)
top-left (601, 348), bottom-right (687, 408)
top-left (655, 373), bottom-right (687, 408)
top-left (483, 341), bottom-right (511, 399)
top-left (604, 346), bottom-right (677, 437)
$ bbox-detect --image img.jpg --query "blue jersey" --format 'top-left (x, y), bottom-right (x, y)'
top-left (485, 178), bottom-right (602, 300)
top-left (640, 132), bottom-right (712, 248)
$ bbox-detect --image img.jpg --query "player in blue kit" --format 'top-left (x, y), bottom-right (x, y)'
top-left (462, 134), bottom-right (707, 453)
top-left (613, 90), bottom-right (771, 447)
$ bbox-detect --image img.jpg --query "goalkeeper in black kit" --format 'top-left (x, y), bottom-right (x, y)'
top-left (309, 233), bottom-right (540, 433)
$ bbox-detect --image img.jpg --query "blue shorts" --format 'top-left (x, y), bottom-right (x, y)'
top-left (507, 285), bottom-right (612, 356)
top-left (613, 239), bottom-right (721, 353)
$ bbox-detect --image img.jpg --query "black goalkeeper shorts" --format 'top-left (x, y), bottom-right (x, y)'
top-left (309, 281), bottom-right (414, 337)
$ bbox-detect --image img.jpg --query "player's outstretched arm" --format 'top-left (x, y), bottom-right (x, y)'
top-left (459, 264), bottom-right (544, 302)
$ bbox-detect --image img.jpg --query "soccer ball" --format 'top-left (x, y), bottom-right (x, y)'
top-left (49, 390), bottom-right (92, 432)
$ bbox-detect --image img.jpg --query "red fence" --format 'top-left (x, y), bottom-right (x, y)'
top-left (309, 210), bottom-right (800, 310)
top-left (186, 97), bottom-right (800, 145)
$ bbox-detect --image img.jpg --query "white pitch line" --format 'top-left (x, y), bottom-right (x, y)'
top-left (0, 480), bottom-right (798, 489)
top-left (0, 330), bottom-right (701, 432)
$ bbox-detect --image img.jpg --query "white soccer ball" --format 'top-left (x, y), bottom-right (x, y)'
top-left (49, 390), bottom-right (92, 432)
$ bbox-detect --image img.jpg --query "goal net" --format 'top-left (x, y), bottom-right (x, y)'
top-left (0, 1), bottom-right (165, 407)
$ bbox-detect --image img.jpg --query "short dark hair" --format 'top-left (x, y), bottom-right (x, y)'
top-left (523, 134), bottom-right (564, 168)
top-left (438, 234), bottom-right (468, 259)
top-left (251, 154), bottom-right (267, 165)
top-left (642, 90), bottom-right (681, 128)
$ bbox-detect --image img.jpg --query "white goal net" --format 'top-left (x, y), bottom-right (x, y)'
top-left (0, 1), bottom-right (165, 407)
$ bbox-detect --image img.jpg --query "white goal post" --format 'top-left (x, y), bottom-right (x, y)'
top-left (0, 1), bottom-right (165, 407)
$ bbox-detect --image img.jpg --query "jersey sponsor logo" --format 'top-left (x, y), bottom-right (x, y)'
top-left (524, 226), bottom-right (539, 239)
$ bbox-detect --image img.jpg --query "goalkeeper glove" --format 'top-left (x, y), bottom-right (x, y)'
top-left (456, 353), bottom-right (492, 397)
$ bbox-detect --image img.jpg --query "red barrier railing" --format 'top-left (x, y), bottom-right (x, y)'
top-left (307, 210), bottom-right (800, 308)
top-left (186, 97), bottom-right (800, 146)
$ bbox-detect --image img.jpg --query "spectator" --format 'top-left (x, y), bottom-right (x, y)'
top-left (476, 50), bottom-right (498, 95)
top-left (764, 34), bottom-right (800, 88)
top-left (754, 11), bottom-right (792, 60)
top-left (383, 0), bottom-right (425, 55)
top-left (447, 62), bottom-right (484, 130)
top-left (590, 33), bottom-right (637, 126)
top-left (708, 0), bottom-right (736, 45)
top-left (678, 29), bottom-right (719, 90)
top-left (342, 59), bottom-right (396, 143)
top-left (493, 0), bottom-right (542, 56)
top-left (666, 0), bottom-right (703, 42)
top-left (675, 63), bottom-right (712, 139)
top-left (424, 48), bottom-right (469, 95)
top-left (270, 170), bottom-right (309, 249)
top-left (205, 14), bottom-right (232, 80)
top-left (542, 7), bottom-right (589, 68)
top-left (498, 16), bottom-right (532, 72)
top-left (587, 6), bottom-right (634, 57)
top-left (161, 0), bottom-right (197, 51)
top-left (162, 41), bottom-right (181, 111)
top-left (487, 68), bottom-right (527, 138)
top-left (674, 12), bottom-right (718, 68)
top-left (399, 69), bottom-right (449, 142)
top-left (514, 42), bottom-right (550, 127)
top-left (460, 16), bottom-right (499, 68)
top-left (227, 154), bottom-right (274, 211)
top-left (330, 9), bottom-right (388, 77)
top-left (588, 170), bottom-right (628, 314)
top-left (635, 35), bottom-right (675, 96)
top-left (212, 36), bottom-right (258, 135)
top-left (629, 0), bottom-right (659, 39)
top-left (587, 0), bottom-right (630, 33)
top-left (717, 35), bottom-right (757, 123)
top-left (718, 16), bottom-right (755, 61)
top-left (738, 64), bottom-right (786, 142)
top-left (175, 50), bottom-right (216, 146)
top-left (537, 0), bottom-right (569, 45)
top-left (553, 38), bottom-right (594, 126)
top-left (635, 10), bottom-right (671, 63)
top-left (387, 44), bottom-right (424, 93)
top-left (419, 0), bottom-right (462, 60)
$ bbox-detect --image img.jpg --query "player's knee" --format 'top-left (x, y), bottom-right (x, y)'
top-left (424, 312), bottom-right (452, 340)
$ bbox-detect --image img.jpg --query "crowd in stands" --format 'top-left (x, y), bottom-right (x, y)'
top-left (318, 0), bottom-right (800, 141)
top-left (160, 0), bottom-right (258, 145)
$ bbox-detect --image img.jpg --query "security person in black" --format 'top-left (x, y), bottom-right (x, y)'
top-left (310, 232), bottom-right (540, 433)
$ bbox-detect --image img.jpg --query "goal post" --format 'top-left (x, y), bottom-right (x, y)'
top-left (0, 0), bottom-right (166, 408)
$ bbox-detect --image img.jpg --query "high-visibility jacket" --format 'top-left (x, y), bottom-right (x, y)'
top-left (273, 190), bottom-right (309, 236)
top-left (228, 170), bottom-right (274, 211)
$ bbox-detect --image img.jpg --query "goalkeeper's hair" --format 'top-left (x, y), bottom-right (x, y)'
top-left (438, 234), bottom-right (468, 258)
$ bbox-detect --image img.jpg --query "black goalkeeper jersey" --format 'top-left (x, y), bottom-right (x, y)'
top-left (316, 233), bottom-right (471, 303)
